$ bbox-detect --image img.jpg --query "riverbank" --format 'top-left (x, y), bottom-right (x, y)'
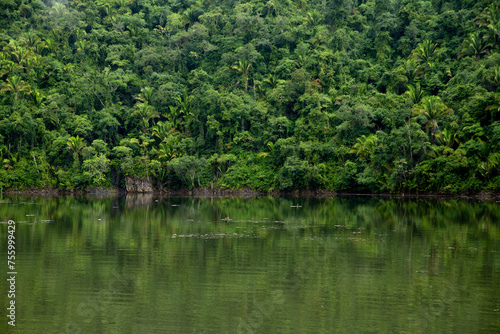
top-left (2, 186), bottom-right (499, 201)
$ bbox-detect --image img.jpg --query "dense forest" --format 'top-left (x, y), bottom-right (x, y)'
top-left (0, 0), bottom-right (499, 193)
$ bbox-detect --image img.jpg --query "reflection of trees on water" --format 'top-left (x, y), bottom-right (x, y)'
top-left (2, 195), bottom-right (499, 230)
top-left (0, 197), bottom-right (498, 270)
top-left (125, 193), bottom-right (154, 208)
top-left (1, 195), bottom-right (499, 334)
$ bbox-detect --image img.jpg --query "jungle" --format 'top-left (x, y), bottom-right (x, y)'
top-left (0, 0), bottom-right (499, 194)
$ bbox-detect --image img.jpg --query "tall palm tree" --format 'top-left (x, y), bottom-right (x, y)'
top-left (132, 102), bottom-right (159, 133)
top-left (75, 39), bottom-right (90, 55)
top-left (175, 91), bottom-right (193, 134)
top-left (67, 136), bottom-right (86, 162)
top-left (412, 96), bottom-right (453, 144)
top-left (166, 105), bottom-right (182, 129)
top-left (404, 83), bottom-right (426, 162)
top-left (228, 60), bottom-right (251, 93)
top-left (0, 75), bottom-right (31, 100)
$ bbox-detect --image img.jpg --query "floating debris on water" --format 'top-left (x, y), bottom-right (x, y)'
top-left (170, 233), bottom-right (254, 239)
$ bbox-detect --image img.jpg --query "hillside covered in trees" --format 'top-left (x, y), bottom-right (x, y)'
top-left (0, 0), bottom-right (499, 193)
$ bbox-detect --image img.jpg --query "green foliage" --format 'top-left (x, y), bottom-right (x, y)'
top-left (0, 0), bottom-right (499, 193)
top-left (168, 155), bottom-right (207, 189)
top-left (82, 153), bottom-right (111, 187)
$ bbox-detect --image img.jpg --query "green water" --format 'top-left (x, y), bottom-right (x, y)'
top-left (0, 195), bottom-right (499, 334)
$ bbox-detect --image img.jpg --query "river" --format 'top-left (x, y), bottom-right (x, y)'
top-left (0, 195), bottom-right (499, 333)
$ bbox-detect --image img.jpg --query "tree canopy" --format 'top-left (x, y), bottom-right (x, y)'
top-left (1, 0), bottom-right (499, 194)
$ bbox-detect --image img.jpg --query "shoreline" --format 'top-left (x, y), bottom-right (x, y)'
top-left (2, 187), bottom-right (499, 201)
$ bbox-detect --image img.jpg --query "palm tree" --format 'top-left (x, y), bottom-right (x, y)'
top-left (31, 89), bottom-right (44, 108)
top-left (413, 40), bottom-right (437, 74)
top-left (412, 96), bottom-right (453, 144)
top-left (116, 0), bottom-right (132, 14)
top-left (257, 141), bottom-right (275, 159)
top-left (75, 39), bottom-right (90, 55)
top-left (404, 83), bottom-right (426, 162)
top-left (476, 4), bottom-right (500, 49)
top-left (175, 91), bottom-right (194, 134)
top-left (136, 86), bottom-right (154, 104)
top-left (304, 10), bottom-right (323, 28)
top-left (132, 102), bottom-right (159, 133)
top-left (20, 31), bottom-right (41, 50)
top-left (435, 128), bottom-right (458, 148)
top-left (460, 32), bottom-right (489, 60)
top-left (152, 121), bottom-right (178, 141)
top-left (350, 134), bottom-right (379, 161)
top-left (50, 2), bottom-right (68, 16)
top-left (0, 75), bottom-right (31, 100)
top-left (264, 74), bottom-right (281, 89)
top-left (44, 38), bottom-right (60, 54)
top-left (156, 137), bottom-right (182, 161)
top-left (23, 55), bottom-right (39, 77)
top-left (492, 65), bottom-right (500, 86)
top-left (165, 105), bottom-right (182, 129)
top-left (476, 140), bottom-right (500, 180)
top-left (4, 41), bottom-right (32, 65)
top-left (67, 136), bottom-right (86, 162)
top-left (228, 60), bottom-right (252, 93)
top-left (405, 83), bottom-right (425, 105)
top-left (415, 40), bottom-right (437, 64)
top-left (0, 62), bottom-right (22, 79)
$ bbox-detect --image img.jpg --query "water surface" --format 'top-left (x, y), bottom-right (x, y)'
top-left (0, 195), bottom-right (499, 333)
